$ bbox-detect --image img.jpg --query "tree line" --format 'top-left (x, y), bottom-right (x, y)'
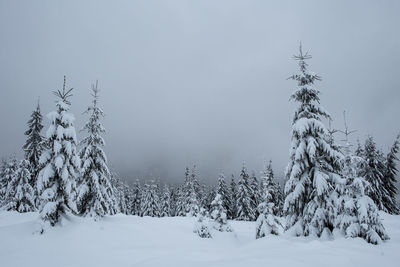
top-left (0, 45), bottom-right (399, 244)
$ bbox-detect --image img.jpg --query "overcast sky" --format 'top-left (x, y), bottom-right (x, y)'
top-left (0, 0), bottom-right (399, 185)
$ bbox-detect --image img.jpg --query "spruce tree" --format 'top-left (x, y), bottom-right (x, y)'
top-left (174, 185), bottom-right (186, 216)
top-left (140, 180), bottom-right (159, 217)
top-left (22, 100), bottom-right (44, 183)
top-left (6, 160), bottom-right (35, 212)
top-left (363, 136), bottom-right (388, 211)
top-left (160, 184), bottom-right (171, 217)
top-left (229, 175), bottom-right (237, 219)
top-left (382, 134), bottom-right (400, 214)
top-left (131, 179), bottom-right (142, 215)
top-left (0, 156), bottom-right (18, 206)
top-left (283, 45), bottom-right (342, 237)
top-left (249, 171), bottom-right (260, 216)
top-left (216, 173), bottom-right (231, 218)
top-left (336, 121), bottom-right (389, 244)
top-left (210, 193), bottom-right (232, 232)
top-left (36, 76), bottom-right (80, 230)
top-left (193, 208), bottom-right (212, 238)
top-left (236, 164), bottom-right (255, 221)
top-left (77, 82), bottom-right (116, 218)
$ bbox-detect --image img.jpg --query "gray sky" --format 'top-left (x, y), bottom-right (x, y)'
top-left (0, 0), bottom-right (399, 185)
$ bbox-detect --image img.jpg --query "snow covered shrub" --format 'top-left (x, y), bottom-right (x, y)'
top-left (210, 193), bottom-right (233, 232)
top-left (194, 208), bottom-right (212, 238)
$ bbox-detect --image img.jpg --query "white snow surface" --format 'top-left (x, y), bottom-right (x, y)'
top-left (0, 211), bottom-right (399, 267)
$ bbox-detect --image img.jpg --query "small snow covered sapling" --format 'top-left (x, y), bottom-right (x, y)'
top-left (193, 208), bottom-right (212, 238)
top-left (210, 193), bottom-right (233, 232)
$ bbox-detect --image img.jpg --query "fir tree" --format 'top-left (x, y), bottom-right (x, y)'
top-left (363, 136), bottom-right (388, 211)
top-left (382, 134), bottom-right (400, 214)
top-left (336, 120), bottom-right (389, 244)
top-left (256, 160), bottom-right (283, 238)
top-left (160, 184), bottom-right (171, 217)
top-left (6, 160), bottom-right (36, 212)
top-left (283, 45), bottom-right (342, 237)
top-left (140, 180), bottom-right (159, 217)
top-left (174, 185), bottom-right (186, 216)
top-left (216, 173), bottom-right (232, 218)
top-left (36, 76), bottom-right (80, 230)
top-left (0, 156), bottom-right (18, 206)
top-left (184, 166), bottom-right (200, 216)
top-left (229, 175), bottom-right (237, 219)
top-left (210, 193), bottom-right (232, 232)
top-left (131, 179), bottom-right (142, 215)
top-left (77, 81), bottom-right (116, 218)
top-left (249, 171), bottom-right (260, 216)
top-left (22, 100), bottom-right (44, 184)
top-left (236, 164), bottom-right (255, 221)
top-left (193, 208), bottom-right (212, 238)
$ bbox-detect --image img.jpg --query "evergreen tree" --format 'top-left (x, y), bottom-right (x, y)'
top-left (336, 124), bottom-right (389, 244)
top-left (36, 76), bottom-right (80, 230)
top-left (210, 193), bottom-right (232, 232)
top-left (0, 156), bottom-right (18, 206)
top-left (160, 184), bottom-right (171, 217)
top-left (193, 208), bottom-right (212, 238)
top-left (382, 134), bottom-right (400, 214)
top-left (131, 179), bottom-right (142, 215)
top-left (249, 171), bottom-right (260, 215)
top-left (283, 45), bottom-right (342, 237)
top-left (140, 180), bottom-right (159, 217)
top-left (363, 136), bottom-right (388, 211)
top-left (5, 160), bottom-right (36, 212)
top-left (174, 185), bottom-right (186, 216)
top-left (236, 164), bottom-right (255, 221)
top-left (183, 167), bottom-right (200, 216)
top-left (77, 82), bottom-right (116, 218)
top-left (22, 100), bottom-right (44, 184)
top-left (216, 173), bottom-right (231, 218)
top-left (229, 175), bottom-right (237, 219)
top-left (259, 161), bottom-right (281, 215)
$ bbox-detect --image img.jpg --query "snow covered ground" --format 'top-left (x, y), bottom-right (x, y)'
top-left (0, 211), bottom-right (399, 267)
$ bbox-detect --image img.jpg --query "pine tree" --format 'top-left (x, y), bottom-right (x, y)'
top-left (5, 160), bottom-right (36, 212)
top-left (336, 120), bottom-right (389, 244)
top-left (382, 134), bottom-right (400, 214)
top-left (236, 164), bottom-right (255, 221)
top-left (140, 180), bottom-right (159, 217)
top-left (216, 173), bottom-right (231, 218)
top-left (210, 193), bottom-right (232, 232)
top-left (76, 81), bottom-right (116, 218)
top-left (229, 175), bottom-right (237, 219)
top-left (363, 136), bottom-right (388, 211)
top-left (160, 185), bottom-right (171, 217)
top-left (0, 156), bottom-right (18, 206)
top-left (22, 100), bottom-right (44, 184)
top-left (36, 76), bottom-right (80, 230)
top-left (283, 45), bottom-right (342, 237)
top-left (193, 208), bottom-right (212, 238)
top-left (131, 179), bottom-right (142, 215)
top-left (256, 160), bottom-right (283, 238)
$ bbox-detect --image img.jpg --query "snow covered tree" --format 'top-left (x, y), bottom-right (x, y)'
top-left (283, 45), bottom-right (343, 237)
top-left (174, 185), bottom-right (186, 216)
top-left (210, 193), bottom-right (232, 232)
top-left (336, 120), bottom-right (389, 244)
top-left (229, 175), bottom-right (237, 219)
top-left (193, 208), bottom-right (212, 238)
top-left (363, 136), bottom-right (388, 211)
top-left (183, 166), bottom-right (200, 216)
top-left (382, 134), bottom-right (400, 214)
top-left (76, 81), bottom-right (116, 218)
top-left (250, 171), bottom-right (261, 216)
top-left (160, 185), bottom-right (171, 217)
top-left (236, 164), bottom-right (255, 221)
top-left (22, 100), bottom-right (44, 184)
top-left (36, 76), bottom-right (80, 230)
top-left (255, 160), bottom-right (283, 238)
top-left (216, 173), bottom-right (232, 218)
top-left (131, 179), bottom-right (142, 215)
top-left (0, 156), bottom-right (18, 206)
top-left (5, 160), bottom-right (35, 212)
top-left (140, 180), bottom-right (159, 217)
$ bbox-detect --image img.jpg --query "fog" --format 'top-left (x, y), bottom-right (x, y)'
top-left (0, 0), bottom-right (399, 184)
